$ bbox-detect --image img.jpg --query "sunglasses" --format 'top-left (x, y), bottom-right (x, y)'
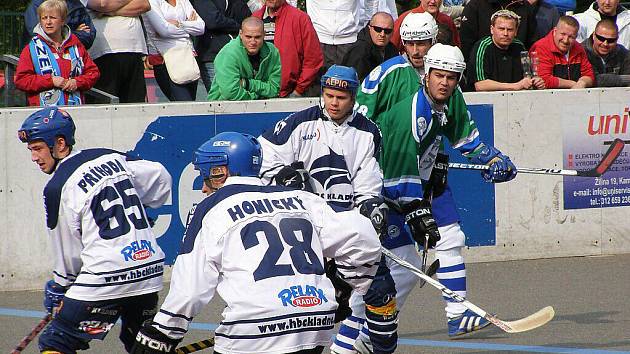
top-left (594, 33), bottom-right (618, 44)
top-left (370, 25), bottom-right (393, 35)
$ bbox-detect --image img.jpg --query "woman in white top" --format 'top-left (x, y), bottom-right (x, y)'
top-left (143, 0), bottom-right (205, 101)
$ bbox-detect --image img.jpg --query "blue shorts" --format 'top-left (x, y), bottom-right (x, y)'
top-left (39, 292), bottom-right (158, 353)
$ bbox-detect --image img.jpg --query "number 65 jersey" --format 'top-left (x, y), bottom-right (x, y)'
top-left (153, 176), bottom-right (381, 353)
top-left (42, 148), bottom-right (172, 301)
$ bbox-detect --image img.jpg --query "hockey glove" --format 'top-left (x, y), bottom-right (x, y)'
top-left (402, 199), bottom-right (441, 249)
top-left (470, 145), bottom-right (517, 183)
top-left (130, 322), bottom-right (181, 354)
top-left (43, 280), bottom-right (66, 315)
top-left (425, 153), bottom-right (449, 198)
top-left (274, 161), bottom-right (311, 191)
top-left (325, 259), bottom-right (353, 323)
top-left (359, 197), bottom-right (389, 240)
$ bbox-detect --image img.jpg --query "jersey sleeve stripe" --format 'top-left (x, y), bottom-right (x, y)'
top-left (361, 57), bottom-right (410, 94)
top-left (159, 309), bottom-right (194, 321)
top-left (154, 322), bottom-right (188, 333)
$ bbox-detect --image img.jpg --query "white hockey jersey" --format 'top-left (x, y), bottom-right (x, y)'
top-left (43, 148), bottom-right (172, 301)
top-left (153, 177), bottom-right (381, 353)
top-left (259, 105), bottom-right (383, 209)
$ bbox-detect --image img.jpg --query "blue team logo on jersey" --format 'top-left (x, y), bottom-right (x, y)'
top-left (309, 148), bottom-right (353, 207)
top-left (278, 285), bottom-right (329, 308)
top-left (120, 240), bottom-right (156, 261)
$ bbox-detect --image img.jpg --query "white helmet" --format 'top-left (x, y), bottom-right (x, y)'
top-left (423, 43), bottom-right (466, 81)
top-left (400, 12), bottom-right (438, 43)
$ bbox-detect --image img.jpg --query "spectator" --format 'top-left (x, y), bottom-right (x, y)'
top-left (142, 0), bottom-right (205, 101)
top-left (530, 15), bottom-right (595, 88)
top-left (253, 0), bottom-right (323, 97)
top-left (528, 0), bottom-right (560, 42)
top-left (81, 0), bottom-right (151, 103)
top-left (467, 9), bottom-right (546, 91)
top-left (459, 0), bottom-right (537, 61)
top-left (192, 0), bottom-right (251, 92)
top-left (341, 12), bottom-right (398, 81)
top-left (16, 0), bottom-right (99, 106)
top-left (23, 0), bottom-right (96, 49)
top-left (391, 0), bottom-right (461, 50)
top-left (572, 0), bottom-right (630, 48)
top-left (207, 17), bottom-right (281, 100)
top-left (307, 0), bottom-right (365, 69)
top-left (583, 19), bottom-right (630, 86)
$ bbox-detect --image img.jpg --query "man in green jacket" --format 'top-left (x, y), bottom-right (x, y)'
top-left (207, 17), bottom-right (281, 101)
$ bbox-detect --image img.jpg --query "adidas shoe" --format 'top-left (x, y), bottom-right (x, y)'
top-left (447, 309), bottom-right (491, 337)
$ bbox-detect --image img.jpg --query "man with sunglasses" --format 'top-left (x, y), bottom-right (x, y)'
top-left (341, 12), bottom-right (399, 81)
top-left (583, 19), bottom-right (630, 86)
top-left (529, 15), bottom-right (595, 88)
top-left (572, 0), bottom-right (630, 48)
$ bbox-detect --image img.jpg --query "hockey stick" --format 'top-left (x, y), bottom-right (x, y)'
top-left (449, 138), bottom-right (625, 177)
top-left (10, 314), bottom-right (52, 353)
top-left (381, 247), bottom-right (555, 333)
top-left (175, 337), bottom-right (215, 354)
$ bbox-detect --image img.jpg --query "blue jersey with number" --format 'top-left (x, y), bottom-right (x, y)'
top-left (43, 149), bottom-right (172, 301)
top-left (152, 176), bottom-right (381, 353)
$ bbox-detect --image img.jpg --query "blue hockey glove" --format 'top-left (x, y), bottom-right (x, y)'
top-left (43, 280), bottom-right (66, 315)
top-left (130, 321), bottom-right (181, 354)
top-left (470, 145), bottom-right (517, 183)
top-left (402, 199), bottom-right (441, 248)
top-left (359, 197), bottom-right (389, 240)
top-left (274, 161), bottom-right (311, 191)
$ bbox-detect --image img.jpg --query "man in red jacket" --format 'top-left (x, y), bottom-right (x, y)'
top-left (529, 15), bottom-right (595, 89)
top-left (253, 0), bottom-right (324, 97)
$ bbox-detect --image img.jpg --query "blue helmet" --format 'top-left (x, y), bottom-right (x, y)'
top-left (193, 132), bottom-right (263, 179)
top-left (18, 107), bottom-right (76, 148)
top-left (321, 65), bottom-right (360, 95)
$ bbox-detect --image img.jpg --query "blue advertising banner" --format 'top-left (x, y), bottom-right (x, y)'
top-left (130, 106), bottom-right (497, 264)
top-left (563, 105), bottom-right (630, 209)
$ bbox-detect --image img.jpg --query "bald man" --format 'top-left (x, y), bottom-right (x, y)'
top-left (342, 12), bottom-right (399, 81)
top-left (582, 19), bottom-right (630, 86)
top-left (207, 17), bottom-right (282, 100)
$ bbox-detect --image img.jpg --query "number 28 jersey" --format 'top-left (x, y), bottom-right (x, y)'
top-left (43, 149), bottom-right (172, 301)
top-left (153, 177), bottom-right (381, 353)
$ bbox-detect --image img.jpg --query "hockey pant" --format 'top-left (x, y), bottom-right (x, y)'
top-left (331, 254), bottom-right (398, 354)
top-left (39, 292), bottom-right (158, 353)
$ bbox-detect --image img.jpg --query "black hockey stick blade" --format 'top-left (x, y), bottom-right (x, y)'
top-left (176, 337), bottom-right (215, 354)
top-left (578, 138), bottom-right (625, 177)
top-left (418, 259), bottom-right (440, 288)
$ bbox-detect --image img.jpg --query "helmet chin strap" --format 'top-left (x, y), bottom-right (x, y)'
top-left (46, 145), bottom-right (70, 175)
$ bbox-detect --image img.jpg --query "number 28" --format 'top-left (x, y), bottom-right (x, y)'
top-left (241, 218), bottom-right (324, 281)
